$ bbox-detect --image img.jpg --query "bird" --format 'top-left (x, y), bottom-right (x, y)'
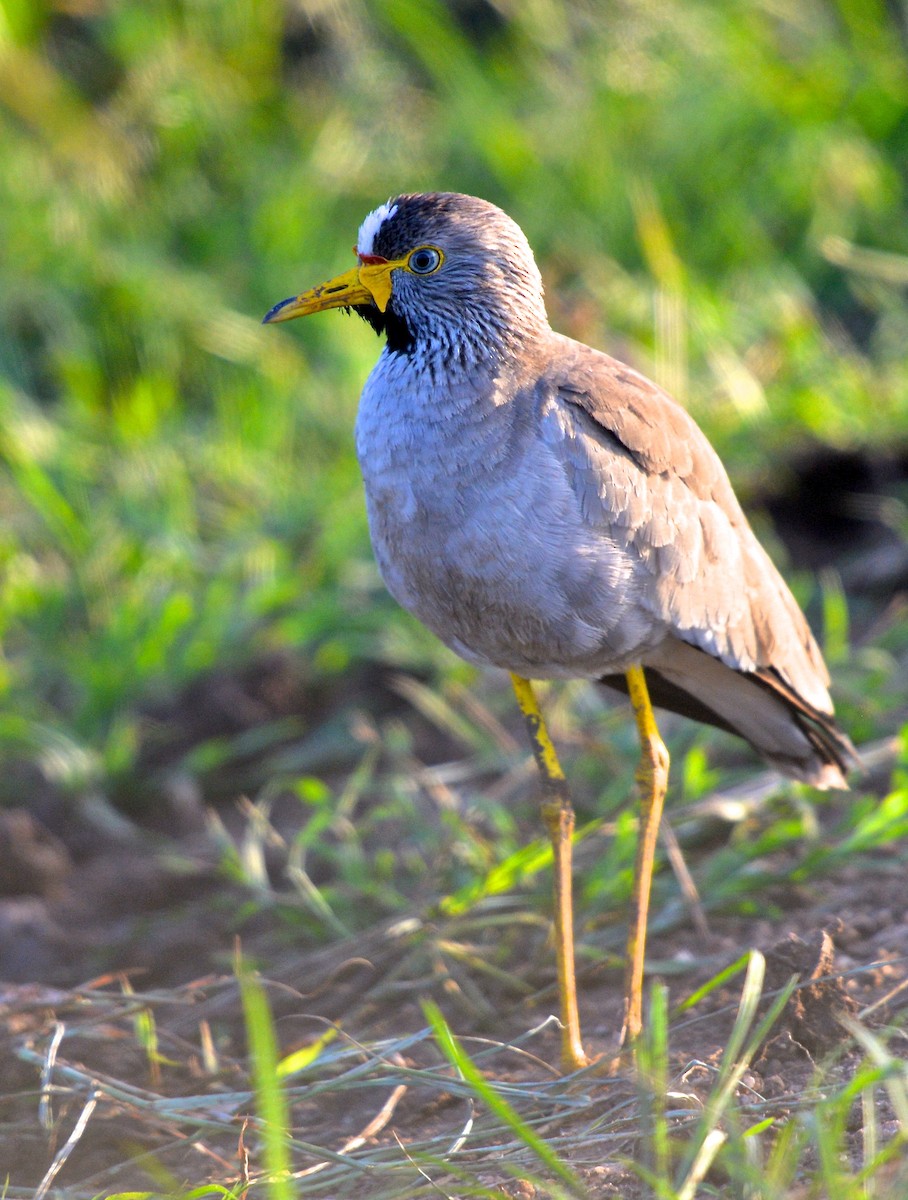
top-left (264, 191), bottom-right (857, 1071)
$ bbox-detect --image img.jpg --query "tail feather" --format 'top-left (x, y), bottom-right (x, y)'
top-left (600, 640), bottom-right (858, 789)
top-left (751, 665), bottom-right (858, 784)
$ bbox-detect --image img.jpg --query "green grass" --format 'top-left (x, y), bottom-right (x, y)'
top-left (15, 953), bottom-right (908, 1197)
top-left (2, 0), bottom-right (908, 1195)
top-left (2, 0), bottom-right (907, 783)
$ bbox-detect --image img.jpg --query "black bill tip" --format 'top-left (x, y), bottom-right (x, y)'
top-left (262, 297), bottom-right (297, 324)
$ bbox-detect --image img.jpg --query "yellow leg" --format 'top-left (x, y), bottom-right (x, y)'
top-left (620, 664), bottom-right (670, 1048)
top-left (510, 674), bottom-right (589, 1072)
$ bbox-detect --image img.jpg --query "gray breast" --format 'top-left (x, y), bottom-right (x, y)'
top-left (354, 351), bottom-right (662, 677)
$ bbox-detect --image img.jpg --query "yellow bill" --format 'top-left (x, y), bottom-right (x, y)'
top-left (262, 258), bottom-right (405, 324)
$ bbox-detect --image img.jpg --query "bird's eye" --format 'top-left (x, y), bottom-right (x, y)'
top-left (407, 246), bottom-right (444, 275)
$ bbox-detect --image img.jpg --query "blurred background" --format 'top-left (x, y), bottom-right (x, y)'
top-left (1, 0), bottom-right (907, 926)
top-left (5, 7), bottom-right (908, 1190)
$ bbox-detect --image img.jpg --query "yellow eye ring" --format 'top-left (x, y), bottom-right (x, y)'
top-left (406, 245), bottom-right (444, 275)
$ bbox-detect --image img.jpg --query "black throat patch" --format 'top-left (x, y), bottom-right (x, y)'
top-left (355, 303), bottom-right (416, 356)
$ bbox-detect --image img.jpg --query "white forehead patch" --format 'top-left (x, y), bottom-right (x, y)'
top-left (357, 201), bottom-right (398, 256)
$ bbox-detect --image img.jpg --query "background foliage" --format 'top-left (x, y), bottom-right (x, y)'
top-left (1, 0), bottom-right (906, 801)
top-left (3, 3), bottom-right (908, 1194)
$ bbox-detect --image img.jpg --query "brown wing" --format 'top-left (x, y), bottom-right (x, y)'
top-left (541, 333), bottom-right (834, 715)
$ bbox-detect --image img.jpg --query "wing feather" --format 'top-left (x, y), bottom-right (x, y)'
top-left (540, 334), bottom-right (833, 713)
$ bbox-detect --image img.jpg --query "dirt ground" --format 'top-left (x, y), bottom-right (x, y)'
top-left (1, 781), bottom-right (907, 1195)
top-left (2, 444), bottom-right (908, 1196)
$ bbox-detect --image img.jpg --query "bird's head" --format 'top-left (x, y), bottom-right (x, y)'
top-left (263, 192), bottom-right (548, 358)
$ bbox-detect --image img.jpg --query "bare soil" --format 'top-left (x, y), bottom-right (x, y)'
top-left (1, 673), bottom-right (906, 1196)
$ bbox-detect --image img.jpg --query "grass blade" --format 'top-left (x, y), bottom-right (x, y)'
top-left (236, 954), bottom-right (294, 1199)
top-left (423, 1000), bottom-right (585, 1196)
